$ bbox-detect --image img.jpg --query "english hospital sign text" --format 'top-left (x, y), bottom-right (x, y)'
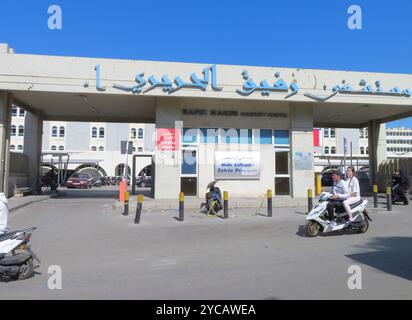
top-left (93, 64), bottom-right (412, 101)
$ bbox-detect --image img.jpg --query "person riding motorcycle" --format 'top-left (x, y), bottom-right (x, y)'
top-left (326, 170), bottom-right (349, 226)
top-left (392, 169), bottom-right (410, 205)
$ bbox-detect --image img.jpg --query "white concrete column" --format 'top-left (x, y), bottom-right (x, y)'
top-left (154, 98), bottom-right (182, 199)
top-left (368, 121), bottom-right (387, 191)
top-left (290, 103), bottom-right (314, 199)
top-left (0, 92), bottom-right (12, 195)
top-left (23, 110), bottom-right (44, 192)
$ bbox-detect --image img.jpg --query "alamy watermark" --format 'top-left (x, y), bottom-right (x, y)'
top-left (48, 5), bottom-right (63, 30)
top-left (47, 265), bottom-right (63, 290)
top-left (347, 5), bottom-right (362, 30)
top-left (347, 265), bottom-right (362, 290)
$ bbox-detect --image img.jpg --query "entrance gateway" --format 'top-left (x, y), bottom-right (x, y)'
top-left (1, 43), bottom-right (412, 203)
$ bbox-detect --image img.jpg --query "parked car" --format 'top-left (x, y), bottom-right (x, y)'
top-left (65, 172), bottom-right (93, 189)
top-left (136, 176), bottom-right (152, 188)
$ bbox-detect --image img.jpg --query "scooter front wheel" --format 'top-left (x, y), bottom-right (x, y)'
top-left (305, 221), bottom-right (321, 237)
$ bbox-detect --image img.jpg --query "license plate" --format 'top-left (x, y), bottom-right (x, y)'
top-left (73, 183), bottom-right (80, 185)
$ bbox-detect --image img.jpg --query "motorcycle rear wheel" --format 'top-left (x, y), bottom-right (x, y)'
top-left (305, 221), bottom-right (321, 237)
top-left (358, 219), bottom-right (369, 234)
top-left (12, 258), bottom-right (34, 281)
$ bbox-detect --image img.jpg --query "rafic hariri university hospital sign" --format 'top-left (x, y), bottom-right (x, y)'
top-left (93, 64), bottom-right (412, 102)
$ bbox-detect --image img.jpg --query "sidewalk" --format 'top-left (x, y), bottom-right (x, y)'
top-left (8, 192), bottom-right (59, 212)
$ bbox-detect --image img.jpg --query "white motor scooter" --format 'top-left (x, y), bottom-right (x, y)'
top-left (305, 192), bottom-right (372, 237)
top-left (0, 227), bottom-right (40, 280)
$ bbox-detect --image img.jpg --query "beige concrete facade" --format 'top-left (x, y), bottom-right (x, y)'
top-left (1, 43), bottom-right (412, 200)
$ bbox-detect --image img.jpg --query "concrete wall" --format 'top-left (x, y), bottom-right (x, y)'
top-left (8, 152), bottom-right (29, 197)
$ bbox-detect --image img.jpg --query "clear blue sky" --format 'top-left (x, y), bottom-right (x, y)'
top-left (1, 0), bottom-right (411, 127)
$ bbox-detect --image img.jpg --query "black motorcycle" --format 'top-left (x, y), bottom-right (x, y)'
top-left (392, 182), bottom-right (410, 205)
top-left (205, 180), bottom-right (223, 215)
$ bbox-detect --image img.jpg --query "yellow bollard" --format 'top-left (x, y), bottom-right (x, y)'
top-left (315, 173), bottom-right (322, 196)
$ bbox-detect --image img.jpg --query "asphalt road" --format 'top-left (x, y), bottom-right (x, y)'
top-left (1, 189), bottom-right (412, 300)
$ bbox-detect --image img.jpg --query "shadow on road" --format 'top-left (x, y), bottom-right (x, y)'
top-left (346, 237), bottom-right (412, 281)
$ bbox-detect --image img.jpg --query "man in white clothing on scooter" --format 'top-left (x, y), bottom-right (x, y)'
top-left (0, 193), bottom-right (9, 235)
top-left (326, 170), bottom-right (349, 226)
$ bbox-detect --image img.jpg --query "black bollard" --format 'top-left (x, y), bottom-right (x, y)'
top-left (179, 193), bottom-right (184, 222)
top-left (308, 189), bottom-right (313, 213)
top-left (386, 187), bottom-right (392, 212)
top-left (373, 185), bottom-right (378, 209)
top-left (134, 194), bottom-right (143, 224)
top-left (267, 189), bottom-right (273, 217)
top-left (123, 192), bottom-right (129, 216)
top-left (223, 191), bottom-right (229, 219)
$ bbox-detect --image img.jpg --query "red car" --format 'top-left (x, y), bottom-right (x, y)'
top-left (65, 172), bottom-right (93, 189)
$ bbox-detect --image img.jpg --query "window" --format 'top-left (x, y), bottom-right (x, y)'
top-left (359, 129), bottom-right (364, 139)
top-left (18, 125), bottom-right (24, 137)
top-left (10, 145), bottom-right (15, 150)
top-left (360, 147), bottom-right (365, 155)
top-left (52, 126), bottom-right (58, 137)
top-left (131, 128), bottom-right (137, 139)
top-left (256, 129), bottom-right (273, 144)
top-left (181, 150), bottom-right (197, 175)
top-left (200, 128), bottom-right (218, 144)
top-left (17, 145), bottom-right (23, 151)
top-left (183, 128), bottom-right (198, 144)
top-left (138, 128), bottom-right (144, 139)
top-left (11, 125), bottom-right (16, 137)
top-left (92, 127), bottom-right (97, 138)
top-left (99, 146), bottom-right (104, 152)
top-left (324, 146), bottom-right (330, 154)
top-left (331, 146), bottom-right (336, 154)
top-left (59, 126), bottom-right (65, 138)
top-left (366, 147), bottom-right (369, 155)
top-left (275, 151), bottom-right (290, 196)
top-left (12, 106), bottom-right (17, 117)
top-left (19, 109), bottom-right (25, 117)
top-left (274, 130), bottom-right (290, 145)
top-left (132, 147), bottom-right (136, 152)
top-left (51, 145), bottom-right (57, 151)
top-left (365, 128), bottom-right (368, 139)
top-left (181, 149), bottom-right (198, 196)
top-left (91, 146), bottom-right (97, 151)
top-left (222, 128), bottom-right (240, 144)
top-left (99, 127), bottom-right (105, 138)
top-left (324, 128), bottom-right (329, 138)
top-left (138, 147), bottom-right (143, 152)
top-left (58, 146), bottom-right (65, 151)
top-left (330, 128), bottom-right (336, 139)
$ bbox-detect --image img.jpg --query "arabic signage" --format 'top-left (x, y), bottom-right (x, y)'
top-left (156, 128), bottom-right (180, 152)
top-left (93, 65), bottom-right (412, 101)
top-left (215, 152), bottom-right (260, 180)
